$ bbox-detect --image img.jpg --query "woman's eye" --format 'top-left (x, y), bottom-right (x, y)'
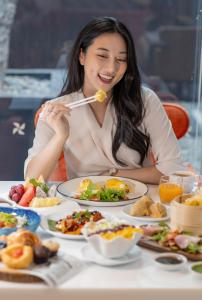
top-left (97, 54), bottom-right (108, 59)
top-left (116, 58), bottom-right (127, 63)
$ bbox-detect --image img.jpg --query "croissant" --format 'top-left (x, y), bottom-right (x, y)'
top-left (7, 229), bottom-right (41, 247)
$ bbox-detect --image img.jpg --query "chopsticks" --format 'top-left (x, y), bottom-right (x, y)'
top-left (65, 95), bottom-right (97, 109)
top-left (39, 89), bottom-right (106, 119)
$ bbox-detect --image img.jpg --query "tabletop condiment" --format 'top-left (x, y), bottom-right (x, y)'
top-left (155, 256), bottom-right (183, 265)
top-left (192, 263), bottom-right (202, 274)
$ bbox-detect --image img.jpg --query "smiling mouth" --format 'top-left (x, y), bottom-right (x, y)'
top-left (98, 74), bottom-right (114, 84)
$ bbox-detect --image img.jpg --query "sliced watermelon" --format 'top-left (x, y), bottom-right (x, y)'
top-left (18, 186), bottom-right (36, 207)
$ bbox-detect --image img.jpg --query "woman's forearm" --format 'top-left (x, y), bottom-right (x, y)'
top-left (117, 166), bottom-right (164, 184)
top-left (25, 135), bottom-right (66, 180)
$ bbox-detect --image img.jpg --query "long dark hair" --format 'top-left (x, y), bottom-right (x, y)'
top-left (59, 17), bottom-right (150, 166)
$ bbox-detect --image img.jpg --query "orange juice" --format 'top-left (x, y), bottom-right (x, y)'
top-left (159, 182), bottom-right (183, 204)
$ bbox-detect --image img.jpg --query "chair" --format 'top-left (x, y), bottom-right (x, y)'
top-left (34, 107), bottom-right (67, 182)
top-left (162, 102), bottom-right (190, 139)
top-left (149, 102), bottom-right (190, 165)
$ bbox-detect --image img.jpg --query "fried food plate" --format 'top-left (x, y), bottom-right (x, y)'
top-left (40, 209), bottom-right (115, 240)
top-left (122, 204), bottom-right (169, 222)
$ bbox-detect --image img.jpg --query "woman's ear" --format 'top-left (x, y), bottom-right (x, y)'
top-left (79, 48), bottom-right (85, 65)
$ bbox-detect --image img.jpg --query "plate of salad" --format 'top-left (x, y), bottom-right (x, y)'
top-left (56, 176), bottom-right (148, 207)
top-left (0, 206), bottom-right (40, 235)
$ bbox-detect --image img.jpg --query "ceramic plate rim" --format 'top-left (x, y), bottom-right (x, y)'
top-left (81, 244), bottom-right (141, 266)
top-left (0, 192), bottom-right (80, 215)
top-left (56, 176), bottom-right (148, 207)
top-left (40, 210), bottom-right (115, 240)
top-left (122, 203), bottom-right (169, 222)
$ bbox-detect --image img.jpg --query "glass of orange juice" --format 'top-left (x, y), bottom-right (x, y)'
top-left (159, 176), bottom-right (183, 204)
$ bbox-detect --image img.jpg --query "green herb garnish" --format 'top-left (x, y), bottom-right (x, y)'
top-left (29, 178), bottom-right (49, 193)
top-left (47, 219), bottom-right (57, 231)
top-left (159, 221), bottom-right (169, 228)
top-left (186, 243), bottom-right (200, 254)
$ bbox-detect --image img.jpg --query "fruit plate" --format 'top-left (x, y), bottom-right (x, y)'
top-left (0, 193), bottom-right (80, 216)
top-left (56, 176), bottom-right (148, 207)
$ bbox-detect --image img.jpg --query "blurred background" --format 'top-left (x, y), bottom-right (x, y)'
top-left (0, 0), bottom-right (202, 179)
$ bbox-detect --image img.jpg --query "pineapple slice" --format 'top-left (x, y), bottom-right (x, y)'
top-left (29, 197), bottom-right (60, 208)
top-left (37, 175), bottom-right (45, 183)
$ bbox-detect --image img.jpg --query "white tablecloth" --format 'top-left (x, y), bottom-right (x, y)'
top-left (0, 181), bottom-right (201, 300)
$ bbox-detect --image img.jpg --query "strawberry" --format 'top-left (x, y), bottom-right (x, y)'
top-left (18, 186), bottom-right (36, 207)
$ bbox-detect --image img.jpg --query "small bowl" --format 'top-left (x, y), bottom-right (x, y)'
top-left (82, 219), bottom-right (142, 258)
top-left (154, 252), bottom-right (187, 271)
top-left (191, 262), bottom-right (202, 277)
top-left (87, 233), bottom-right (142, 258)
top-left (0, 206), bottom-right (41, 235)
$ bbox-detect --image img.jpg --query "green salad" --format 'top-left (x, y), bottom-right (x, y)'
top-left (0, 212), bottom-right (28, 228)
top-left (79, 183), bottom-right (126, 202)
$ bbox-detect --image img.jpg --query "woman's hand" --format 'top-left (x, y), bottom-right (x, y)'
top-left (42, 102), bottom-right (71, 140)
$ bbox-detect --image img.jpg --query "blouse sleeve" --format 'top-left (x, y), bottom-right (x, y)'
top-left (142, 88), bottom-right (185, 175)
top-left (24, 119), bottom-right (54, 177)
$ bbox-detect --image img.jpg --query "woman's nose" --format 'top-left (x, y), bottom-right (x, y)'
top-left (105, 58), bottom-right (118, 74)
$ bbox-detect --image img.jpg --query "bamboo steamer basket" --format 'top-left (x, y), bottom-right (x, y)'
top-left (170, 194), bottom-right (202, 235)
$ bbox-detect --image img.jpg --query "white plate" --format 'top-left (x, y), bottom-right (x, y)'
top-left (56, 176), bottom-right (148, 207)
top-left (40, 210), bottom-right (115, 240)
top-left (122, 204), bottom-right (169, 222)
top-left (81, 244), bottom-right (141, 266)
top-left (0, 193), bottom-right (80, 216)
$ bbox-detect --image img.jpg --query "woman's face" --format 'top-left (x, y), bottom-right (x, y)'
top-left (79, 33), bottom-right (127, 96)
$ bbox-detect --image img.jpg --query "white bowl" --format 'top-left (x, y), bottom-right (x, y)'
top-left (154, 252), bottom-right (187, 271)
top-left (86, 232), bottom-right (142, 258)
top-left (82, 219), bottom-right (142, 258)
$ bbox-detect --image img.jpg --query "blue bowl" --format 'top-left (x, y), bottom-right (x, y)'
top-left (0, 206), bottom-right (41, 235)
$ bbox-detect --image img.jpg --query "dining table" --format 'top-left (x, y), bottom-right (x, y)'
top-left (0, 181), bottom-right (202, 300)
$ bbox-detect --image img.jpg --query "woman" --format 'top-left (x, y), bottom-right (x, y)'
top-left (24, 17), bottom-right (184, 184)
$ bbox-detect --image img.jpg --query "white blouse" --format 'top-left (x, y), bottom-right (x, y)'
top-left (24, 87), bottom-right (184, 179)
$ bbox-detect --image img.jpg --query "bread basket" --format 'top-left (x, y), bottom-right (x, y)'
top-left (170, 194), bottom-right (202, 235)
